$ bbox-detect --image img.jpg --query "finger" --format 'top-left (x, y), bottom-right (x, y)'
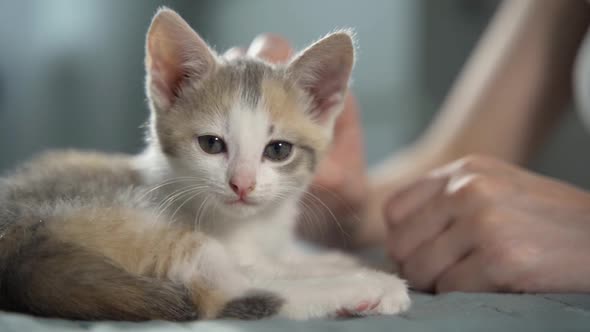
top-left (223, 47), bottom-right (246, 60)
top-left (312, 93), bottom-right (364, 195)
top-left (385, 175), bottom-right (449, 227)
top-left (333, 93), bottom-right (361, 138)
top-left (399, 218), bottom-right (475, 291)
top-left (312, 155), bottom-right (345, 190)
top-left (387, 196), bottom-right (453, 262)
top-left (247, 33), bottom-right (293, 63)
top-left (435, 250), bottom-right (497, 293)
top-left (309, 93), bottom-right (365, 207)
top-left (431, 155), bottom-right (512, 179)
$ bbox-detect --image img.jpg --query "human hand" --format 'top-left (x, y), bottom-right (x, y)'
top-left (303, 92), bottom-right (367, 248)
top-left (227, 34), bottom-right (368, 248)
top-left (385, 155), bottom-right (590, 293)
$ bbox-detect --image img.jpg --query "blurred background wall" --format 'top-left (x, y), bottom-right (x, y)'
top-left (0, 0), bottom-right (589, 188)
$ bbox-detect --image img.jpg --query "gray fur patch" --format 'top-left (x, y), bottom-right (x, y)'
top-left (219, 290), bottom-right (283, 320)
top-left (278, 145), bottom-right (316, 174)
top-left (239, 61), bottom-right (265, 108)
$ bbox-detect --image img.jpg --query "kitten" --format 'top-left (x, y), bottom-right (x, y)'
top-left (0, 8), bottom-right (410, 321)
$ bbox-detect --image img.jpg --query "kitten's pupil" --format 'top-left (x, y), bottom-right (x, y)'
top-left (197, 135), bottom-right (226, 154)
top-left (264, 141), bottom-right (292, 161)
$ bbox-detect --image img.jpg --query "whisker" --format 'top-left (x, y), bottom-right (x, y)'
top-left (302, 191), bottom-right (351, 241)
top-left (309, 183), bottom-right (361, 224)
top-left (170, 189), bottom-right (206, 223)
top-left (156, 185), bottom-right (207, 221)
top-left (138, 177), bottom-right (202, 201)
top-left (301, 194), bottom-right (332, 241)
top-left (297, 195), bottom-right (327, 241)
top-left (194, 196), bottom-right (210, 231)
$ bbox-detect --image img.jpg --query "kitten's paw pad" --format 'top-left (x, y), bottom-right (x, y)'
top-left (335, 300), bottom-right (381, 318)
top-left (354, 300), bottom-right (380, 312)
top-left (338, 271), bottom-right (411, 316)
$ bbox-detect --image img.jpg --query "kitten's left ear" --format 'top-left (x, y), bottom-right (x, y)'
top-left (287, 30), bottom-right (355, 127)
top-left (145, 7), bottom-right (217, 111)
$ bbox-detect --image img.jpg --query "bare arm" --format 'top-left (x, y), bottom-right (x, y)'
top-left (359, 0), bottom-right (590, 247)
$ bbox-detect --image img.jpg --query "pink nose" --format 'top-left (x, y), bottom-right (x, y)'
top-left (229, 176), bottom-right (256, 198)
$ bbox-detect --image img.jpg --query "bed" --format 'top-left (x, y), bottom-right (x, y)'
top-left (2, 292), bottom-right (589, 332)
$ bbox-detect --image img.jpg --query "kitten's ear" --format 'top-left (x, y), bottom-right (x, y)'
top-left (145, 7), bottom-right (217, 111)
top-left (287, 31), bottom-right (355, 126)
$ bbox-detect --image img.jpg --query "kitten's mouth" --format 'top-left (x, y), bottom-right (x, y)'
top-left (226, 198), bottom-right (258, 206)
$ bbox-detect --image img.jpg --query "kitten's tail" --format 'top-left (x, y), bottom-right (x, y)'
top-left (0, 220), bottom-right (281, 321)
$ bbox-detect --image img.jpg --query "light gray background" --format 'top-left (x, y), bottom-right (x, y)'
top-left (0, 0), bottom-right (588, 188)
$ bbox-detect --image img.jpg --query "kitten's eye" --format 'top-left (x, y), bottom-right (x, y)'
top-left (264, 141), bottom-right (293, 161)
top-left (197, 135), bottom-right (226, 154)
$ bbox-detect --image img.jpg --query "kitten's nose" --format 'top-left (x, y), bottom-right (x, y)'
top-left (229, 176), bottom-right (256, 198)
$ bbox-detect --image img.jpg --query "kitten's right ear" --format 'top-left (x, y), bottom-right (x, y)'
top-left (145, 7), bottom-right (217, 111)
top-left (287, 31), bottom-right (355, 128)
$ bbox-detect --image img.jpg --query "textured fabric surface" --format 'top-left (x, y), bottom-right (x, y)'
top-left (1, 292), bottom-right (589, 331)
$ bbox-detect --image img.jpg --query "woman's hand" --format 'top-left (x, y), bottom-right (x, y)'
top-left (385, 155), bottom-right (590, 293)
top-left (302, 92), bottom-right (367, 248)
top-left (227, 34), bottom-right (369, 248)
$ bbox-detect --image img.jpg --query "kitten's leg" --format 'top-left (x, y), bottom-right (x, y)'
top-left (251, 269), bottom-right (410, 320)
top-left (246, 243), bottom-right (409, 319)
top-left (247, 253), bottom-right (360, 279)
top-left (247, 242), bottom-right (364, 279)
top-left (282, 247), bottom-right (362, 271)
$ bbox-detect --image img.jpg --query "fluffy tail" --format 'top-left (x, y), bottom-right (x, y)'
top-left (0, 220), bottom-right (282, 321)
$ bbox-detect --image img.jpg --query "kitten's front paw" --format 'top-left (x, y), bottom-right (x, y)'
top-left (330, 271), bottom-right (411, 318)
top-left (275, 270), bottom-right (410, 320)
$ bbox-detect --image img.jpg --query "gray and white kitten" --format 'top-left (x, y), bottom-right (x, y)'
top-left (0, 8), bottom-right (409, 321)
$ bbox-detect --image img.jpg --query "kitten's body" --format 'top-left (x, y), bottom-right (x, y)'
top-left (0, 8), bottom-right (409, 321)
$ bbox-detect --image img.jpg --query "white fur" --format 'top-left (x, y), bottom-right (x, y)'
top-left (170, 238), bottom-right (252, 299)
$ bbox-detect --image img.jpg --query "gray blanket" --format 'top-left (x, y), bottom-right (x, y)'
top-left (2, 292), bottom-right (589, 331)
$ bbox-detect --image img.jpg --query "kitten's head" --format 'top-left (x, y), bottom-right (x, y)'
top-left (144, 8), bottom-right (354, 218)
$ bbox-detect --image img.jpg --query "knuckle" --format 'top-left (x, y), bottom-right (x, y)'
top-left (252, 33), bottom-right (288, 46)
top-left (465, 174), bottom-right (492, 193)
top-left (484, 245), bottom-right (533, 291)
top-left (388, 236), bottom-right (410, 263)
top-left (448, 172), bottom-right (507, 203)
top-left (249, 33), bottom-right (292, 60)
top-left (470, 208), bottom-right (498, 238)
top-left (448, 173), bottom-right (489, 199)
top-left (457, 154), bottom-right (490, 171)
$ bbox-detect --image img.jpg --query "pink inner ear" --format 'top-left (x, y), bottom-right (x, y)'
top-left (288, 32), bottom-right (354, 124)
top-left (307, 68), bottom-right (347, 122)
top-left (146, 9), bottom-right (217, 111)
top-left (149, 59), bottom-right (184, 105)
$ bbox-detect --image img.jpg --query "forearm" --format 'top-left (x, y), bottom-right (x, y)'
top-left (420, 0), bottom-right (589, 165)
top-left (359, 0), bottom-right (590, 248)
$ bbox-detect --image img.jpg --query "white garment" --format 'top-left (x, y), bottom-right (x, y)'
top-left (574, 28), bottom-right (590, 131)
